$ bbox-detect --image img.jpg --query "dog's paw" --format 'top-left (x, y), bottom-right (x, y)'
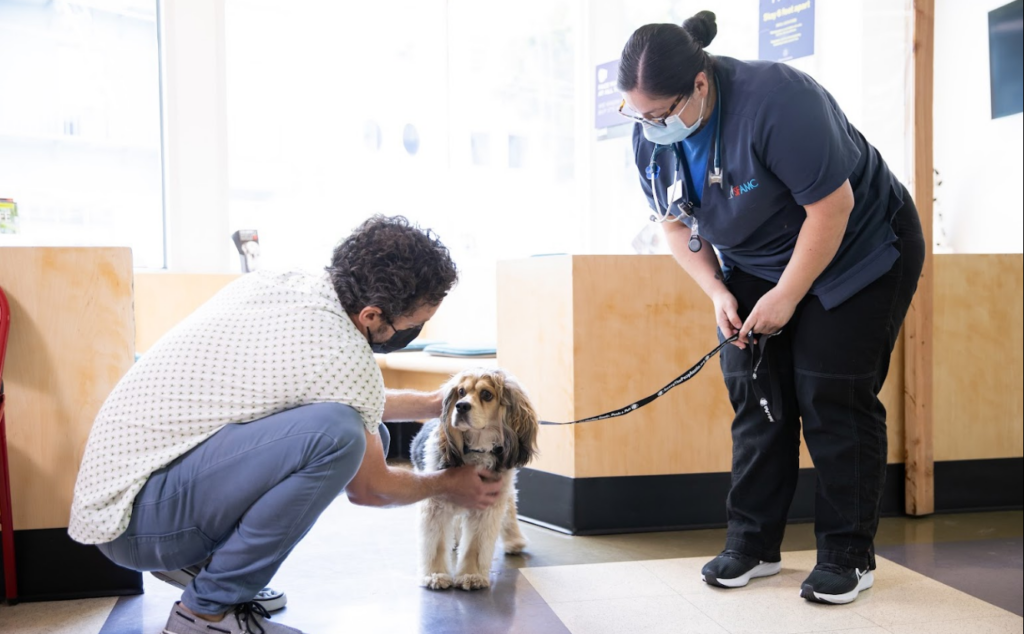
top-left (503, 538), bottom-right (528, 555)
top-left (422, 573), bottom-right (454, 590)
top-left (454, 573), bottom-right (491, 591)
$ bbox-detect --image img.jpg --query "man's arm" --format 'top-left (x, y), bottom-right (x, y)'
top-left (382, 388), bottom-right (443, 422)
top-left (345, 428), bottom-right (502, 509)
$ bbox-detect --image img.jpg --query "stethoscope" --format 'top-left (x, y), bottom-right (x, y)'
top-left (646, 78), bottom-right (723, 253)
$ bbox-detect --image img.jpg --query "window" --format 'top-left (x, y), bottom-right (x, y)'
top-left (0, 0), bottom-right (164, 268)
top-left (223, 0), bottom-right (580, 273)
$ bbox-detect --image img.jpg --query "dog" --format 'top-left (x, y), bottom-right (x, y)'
top-left (411, 368), bottom-right (538, 591)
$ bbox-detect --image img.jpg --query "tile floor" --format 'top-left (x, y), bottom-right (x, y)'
top-left (1, 498), bottom-right (1021, 634)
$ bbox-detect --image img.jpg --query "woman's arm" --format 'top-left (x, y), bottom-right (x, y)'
top-left (739, 180), bottom-right (854, 341)
top-left (662, 219), bottom-right (729, 298)
top-left (663, 220), bottom-right (746, 347)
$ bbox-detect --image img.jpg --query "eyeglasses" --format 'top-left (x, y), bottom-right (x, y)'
top-left (618, 93), bottom-right (686, 128)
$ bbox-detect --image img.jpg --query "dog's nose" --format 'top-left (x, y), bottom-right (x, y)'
top-left (456, 401), bottom-right (471, 413)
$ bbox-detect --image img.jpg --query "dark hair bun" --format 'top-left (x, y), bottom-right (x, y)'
top-left (683, 10), bottom-right (717, 48)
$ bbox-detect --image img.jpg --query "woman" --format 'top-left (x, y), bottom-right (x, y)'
top-left (618, 11), bottom-right (924, 605)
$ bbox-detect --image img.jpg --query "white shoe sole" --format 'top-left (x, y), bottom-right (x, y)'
top-left (255, 587), bottom-right (288, 612)
top-left (801, 570), bottom-right (874, 604)
top-left (703, 560), bottom-right (782, 588)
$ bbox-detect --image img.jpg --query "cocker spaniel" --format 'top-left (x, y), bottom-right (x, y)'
top-left (411, 368), bottom-right (538, 591)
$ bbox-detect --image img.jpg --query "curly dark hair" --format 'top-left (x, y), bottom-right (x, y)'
top-left (326, 215), bottom-right (458, 319)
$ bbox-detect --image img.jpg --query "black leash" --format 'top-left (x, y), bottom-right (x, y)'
top-left (539, 331), bottom-right (781, 426)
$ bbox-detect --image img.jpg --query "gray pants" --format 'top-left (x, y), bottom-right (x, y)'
top-left (98, 403), bottom-right (386, 615)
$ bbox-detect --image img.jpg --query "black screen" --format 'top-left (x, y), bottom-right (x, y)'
top-left (989, 0), bottom-right (1024, 119)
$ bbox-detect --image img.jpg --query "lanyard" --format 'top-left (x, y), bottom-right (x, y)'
top-left (539, 331), bottom-right (782, 426)
top-left (649, 76), bottom-right (724, 250)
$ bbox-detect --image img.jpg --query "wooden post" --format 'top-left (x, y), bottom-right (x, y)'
top-left (905, 0), bottom-right (935, 516)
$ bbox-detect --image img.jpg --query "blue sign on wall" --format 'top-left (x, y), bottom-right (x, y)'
top-left (595, 59), bottom-right (628, 129)
top-left (759, 0), bottom-right (815, 63)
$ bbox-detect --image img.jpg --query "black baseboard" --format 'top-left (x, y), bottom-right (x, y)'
top-left (0, 528), bottom-right (142, 602)
top-left (517, 458), bottom-right (1023, 535)
top-left (935, 457), bottom-right (1024, 512)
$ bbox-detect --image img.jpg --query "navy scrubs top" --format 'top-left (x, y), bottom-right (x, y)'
top-left (632, 56), bottom-right (905, 310)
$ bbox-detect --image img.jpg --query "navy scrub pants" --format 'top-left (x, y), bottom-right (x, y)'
top-left (718, 190), bottom-right (925, 570)
top-left (98, 403), bottom-right (385, 616)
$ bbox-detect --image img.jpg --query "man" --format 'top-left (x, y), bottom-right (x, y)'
top-left (70, 216), bottom-right (503, 634)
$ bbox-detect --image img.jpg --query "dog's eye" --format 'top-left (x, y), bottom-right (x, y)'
top-left (458, 387), bottom-right (466, 397)
top-left (481, 390), bottom-right (493, 402)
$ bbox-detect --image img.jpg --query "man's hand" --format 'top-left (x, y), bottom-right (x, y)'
top-left (439, 466), bottom-right (504, 510)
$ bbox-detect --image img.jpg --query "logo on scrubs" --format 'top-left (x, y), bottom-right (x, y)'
top-left (728, 179), bottom-right (759, 199)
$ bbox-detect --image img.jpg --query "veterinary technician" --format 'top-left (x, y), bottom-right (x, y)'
top-left (618, 10), bottom-right (924, 605)
top-left (69, 216), bottom-right (505, 634)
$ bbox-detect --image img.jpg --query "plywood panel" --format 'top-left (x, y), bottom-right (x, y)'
top-left (380, 369), bottom-right (452, 395)
top-left (0, 247), bottom-right (134, 530)
top-left (933, 254), bottom-right (1023, 461)
top-left (571, 256), bottom-right (734, 477)
top-left (497, 257), bottom-right (576, 478)
top-left (882, 333), bottom-right (907, 464)
top-left (134, 273), bottom-right (239, 353)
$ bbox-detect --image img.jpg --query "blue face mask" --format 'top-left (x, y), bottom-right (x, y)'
top-left (641, 95), bottom-right (705, 145)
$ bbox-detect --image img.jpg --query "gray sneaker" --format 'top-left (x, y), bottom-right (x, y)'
top-left (152, 566), bottom-right (287, 612)
top-left (162, 601), bottom-right (303, 634)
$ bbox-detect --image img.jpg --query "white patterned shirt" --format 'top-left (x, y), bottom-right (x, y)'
top-left (69, 270), bottom-right (385, 544)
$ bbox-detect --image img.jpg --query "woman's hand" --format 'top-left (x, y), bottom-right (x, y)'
top-left (739, 287), bottom-right (799, 344)
top-left (712, 289), bottom-right (747, 349)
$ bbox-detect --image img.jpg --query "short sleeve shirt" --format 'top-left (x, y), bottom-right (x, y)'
top-left (633, 57), bottom-right (904, 310)
top-left (69, 270), bottom-right (385, 544)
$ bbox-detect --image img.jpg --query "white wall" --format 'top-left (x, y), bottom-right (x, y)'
top-left (934, 0), bottom-right (1023, 254)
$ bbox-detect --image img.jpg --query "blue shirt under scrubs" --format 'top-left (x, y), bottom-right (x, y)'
top-left (632, 56), bottom-right (904, 310)
top-left (679, 103), bottom-right (720, 205)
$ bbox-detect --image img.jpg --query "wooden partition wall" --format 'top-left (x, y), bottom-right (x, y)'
top-left (497, 254), bottom-right (1022, 534)
top-left (134, 272), bottom-right (240, 354)
top-left (0, 247), bottom-right (142, 599)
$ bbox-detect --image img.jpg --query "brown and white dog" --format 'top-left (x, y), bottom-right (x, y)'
top-left (410, 368), bottom-right (538, 591)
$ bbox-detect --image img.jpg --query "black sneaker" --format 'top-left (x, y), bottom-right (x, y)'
top-left (701, 550), bottom-right (782, 588)
top-left (800, 563), bottom-right (874, 604)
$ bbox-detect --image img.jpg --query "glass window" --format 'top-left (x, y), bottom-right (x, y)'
top-left (223, 0), bottom-right (579, 272)
top-left (0, 0), bottom-right (165, 268)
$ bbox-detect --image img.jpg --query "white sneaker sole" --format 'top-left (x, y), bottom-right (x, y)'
top-left (801, 570), bottom-right (874, 604)
top-left (703, 560), bottom-right (782, 588)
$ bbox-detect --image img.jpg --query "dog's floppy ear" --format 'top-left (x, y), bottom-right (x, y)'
top-left (437, 374), bottom-right (465, 468)
top-left (497, 372), bottom-right (538, 470)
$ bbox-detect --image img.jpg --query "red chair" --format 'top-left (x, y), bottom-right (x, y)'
top-left (0, 286), bottom-right (17, 603)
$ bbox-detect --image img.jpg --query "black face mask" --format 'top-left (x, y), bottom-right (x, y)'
top-left (368, 323), bottom-right (422, 354)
